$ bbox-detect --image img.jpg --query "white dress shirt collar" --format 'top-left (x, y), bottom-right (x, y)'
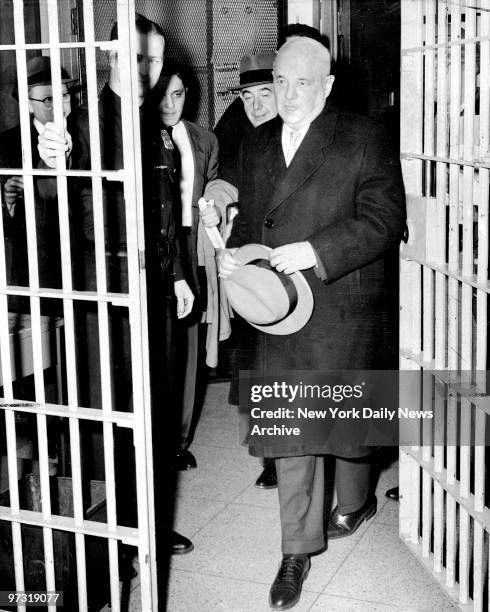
top-left (281, 123), bottom-right (310, 167)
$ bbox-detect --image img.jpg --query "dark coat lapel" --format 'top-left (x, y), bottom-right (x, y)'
top-left (257, 120), bottom-right (285, 195)
top-left (267, 103), bottom-right (338, 215)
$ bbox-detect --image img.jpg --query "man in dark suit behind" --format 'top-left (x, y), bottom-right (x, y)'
top-left (0, 56), bottom-right (75, 300)
top-left (218, 37), bottom-right (406, 610)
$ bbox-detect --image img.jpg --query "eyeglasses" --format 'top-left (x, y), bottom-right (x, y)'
top-left (28, 92), bottom-right (71, 108)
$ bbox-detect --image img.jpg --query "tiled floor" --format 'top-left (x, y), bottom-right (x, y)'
top-left (129, 382), bottom-right (458, 612)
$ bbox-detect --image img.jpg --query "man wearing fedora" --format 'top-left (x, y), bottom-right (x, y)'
top-left (215, 51), bottom-right (277, 187)
top-left (214, 50), bottom-right (279, 490)
top-left (219, 36), bottom-right (406, 610)
top-left (0, 56), bottom-right (76, 297)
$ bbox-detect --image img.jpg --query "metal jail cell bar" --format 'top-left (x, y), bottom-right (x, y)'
top-left (12, 2), bottom-right (56, 609)
top-left (400, 0), bottom-right (490, 610)
top-left (80, 2), bottom-right (119, 608)
top-left (0, 1), bottom-right (157, 611)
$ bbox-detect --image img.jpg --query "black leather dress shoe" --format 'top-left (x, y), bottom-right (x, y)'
top-left (171, 531), bottom-right (194, 555)
top-left (385, 486), bottom-right (399, 501)
top-left (327, 495), bottom-right (377, 540)
top-left (269, 554), bottom-right (310, 610)
top-left (175, 449), bottom-right (197, 471)
top-left (255, 463), bottom-right (277, 489)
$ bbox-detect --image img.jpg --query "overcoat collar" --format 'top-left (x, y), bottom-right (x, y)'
top-left (265, 101), bottom-right (339, 215)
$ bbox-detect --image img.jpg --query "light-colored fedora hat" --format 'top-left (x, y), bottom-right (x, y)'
top-left (229, 51), bottom-right (275, 92)
top-left (223, 244), bottom-right (314, 335)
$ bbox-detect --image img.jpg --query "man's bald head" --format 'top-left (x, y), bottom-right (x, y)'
top-left (277, 37), bottom-right (332, 75)
top-left (273, 37), bottom-right (334, 130)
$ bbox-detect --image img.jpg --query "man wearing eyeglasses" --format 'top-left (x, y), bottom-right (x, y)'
top-left (0, 55), bottom-right (76, 297)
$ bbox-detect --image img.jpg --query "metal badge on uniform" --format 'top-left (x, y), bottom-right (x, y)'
top-left (161, 129), bottom-right (174, 150)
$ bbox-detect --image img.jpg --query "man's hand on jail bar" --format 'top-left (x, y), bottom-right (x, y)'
top-left (38, 121), bottom-right (73, 169)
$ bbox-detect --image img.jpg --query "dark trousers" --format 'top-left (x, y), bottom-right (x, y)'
top-left (172, 318), bottom-right (200, 451)
top-left (148, 281), bottom-right (179, 553)
top-left (276, 455), bottom-right (370, 554)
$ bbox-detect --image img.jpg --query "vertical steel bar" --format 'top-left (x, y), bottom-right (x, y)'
top-left (0, 194), bottom-right (25, 609)
top-left (117, 0), bottom-right (157, 608)
top-left (473, 1), bottom-right (490, 607)
top-left (424, 0), bottom-right (436, 197)
top-left (474, 0), bottom-right (490, 517)
top-left (433, 2), bottom-right (456, 562)
top-left (444, 0), bottom-right (461, 591)
top-left (44, 6), bottom-right (87, 612)
top-left (433, 372), bottom-right (444, 573)
top-left (473, 520), bottom-right (484, 612)
top-left (434, 1), bottom-right (450, 570)
top-left (422, 3), bottom-right (436, 555)
top-left (458, 2), bottom-right (477, 603)
top-left (422, 4), bottom-right (437, 560)
top-left (399, 0), bottom-right (424, 545)
top-left (434, 0), bottom-right (448, 370)
top-left (447, 1), bottom-right (461, 363)
top-left (80, 1), bottom-right (118, 607)
top-left (12, 1), bottom-right (56, 605)
top-left (422, 374), bottom-right (433, 558)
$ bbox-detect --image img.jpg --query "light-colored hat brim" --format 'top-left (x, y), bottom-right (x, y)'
top-left (228, 243), bottom-right (314, 335)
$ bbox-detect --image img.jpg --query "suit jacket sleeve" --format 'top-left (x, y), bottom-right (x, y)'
top-left (307, 123), bottom-right (406, 283)
top-left (206, 132), bottom-right (220, 183)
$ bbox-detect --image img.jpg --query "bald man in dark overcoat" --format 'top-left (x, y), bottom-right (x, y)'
top-left (219, 37), bottom-right (406, 610)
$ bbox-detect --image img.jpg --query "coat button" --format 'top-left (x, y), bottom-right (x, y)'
top-left (264, 218), bottom-right (274, 228)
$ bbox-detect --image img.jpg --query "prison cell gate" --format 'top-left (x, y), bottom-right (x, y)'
top-left (399, 0), bottom-right (490, 609)
top-left (0, 1), bottom-right (157, 610)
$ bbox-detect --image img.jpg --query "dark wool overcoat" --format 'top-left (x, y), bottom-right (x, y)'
top-left (227, 102), bottom-right (406, 458)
